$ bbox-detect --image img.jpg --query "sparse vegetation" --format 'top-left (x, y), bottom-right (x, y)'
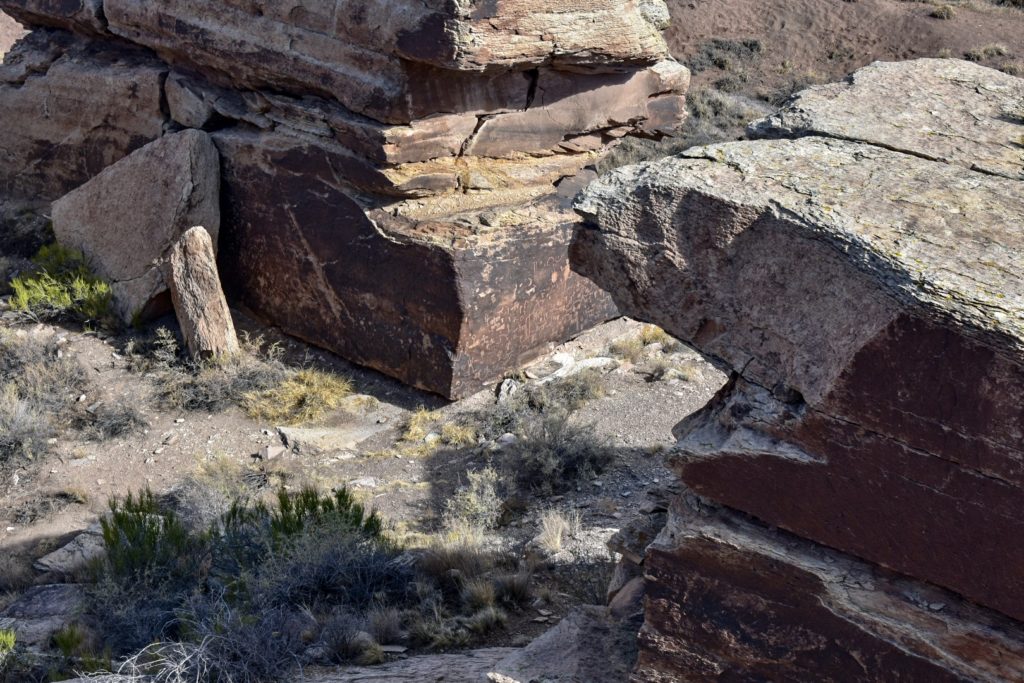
top-left (0, 330), bottom-right (87, 463)
top-left (444, 467), bottom-right (502, 531)
top-left (500, 416), bottom-right (613, 496)
top-left (80, 484), bottom-right (528, 681)
top-left (536, 509), bottom-right (582, 554)
top-left (965, 43), bottom-right (1009, 61)
top-left (8, 244), bottom-right (113, 326)
top-left (930, 4), bottom-right (955, 18)
top-left (241, 369), bottom-right (353, 425)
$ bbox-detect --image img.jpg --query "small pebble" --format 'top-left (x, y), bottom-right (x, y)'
top-left (928, 602), bottom-right (946, 611)
top-left (175, 418), bottom-right (185, 424)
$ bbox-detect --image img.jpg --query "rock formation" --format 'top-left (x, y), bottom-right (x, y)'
top-left (0, 1), bottom-right (688, 397)
top-left (51, 129), bottom-right (221, 324)
top-left (573, 59), bottom-right (1024, 679)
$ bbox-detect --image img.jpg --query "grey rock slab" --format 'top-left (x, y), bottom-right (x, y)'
top-left (752, 59), bottom-right (1024, 180)
top-left (303, 647), bottom-right (518, 682)
top-left (33, 523), bottom-right (103, 575)
top-left (52, 129), bottom-right (220, 324)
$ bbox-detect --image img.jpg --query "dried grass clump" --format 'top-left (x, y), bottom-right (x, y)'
top-left (241, 368), bottom-right (353, 425)
top-left (536, 509), bottom-right (582, 554)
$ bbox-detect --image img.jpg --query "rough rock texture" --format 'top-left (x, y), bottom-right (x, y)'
top-left (300, 648), bottom-right (518, 682)
top-left (99, 0), bottom-right (671, 123)
top-left (573, 60), bottom-right (1024, 678)
top-left (489, 606), bottom-right (641, 683)
top-left (0, 584), bottom-right (84, 649)
top-left (166, 226), bottom-right (239, 359)
top-left (32, 524), bottom-right (104, 576)
top-left (753, 59), bottom-right (1024, 180)
top-left (636, 495), bottom-right (1024, 683)
top-left (216, 129), bottom-right (618, 398)
top-left (1, 0), bottom-right (687, 396)
top-left (52, 130), bottom-right (220, 324)
top-left (1, 0), bottom-right (104, 36)
top-left (0, 29), bottom-right (167, 203)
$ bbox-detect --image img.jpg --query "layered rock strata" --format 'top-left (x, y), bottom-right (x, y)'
top-left (573, 59), bottom-right (1024, 678)
top-left (0, 0), bottom-right (688, 397)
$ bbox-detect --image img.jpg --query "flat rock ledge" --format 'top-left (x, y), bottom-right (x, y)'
top-left (572, 58), bottom-right (1024, 680)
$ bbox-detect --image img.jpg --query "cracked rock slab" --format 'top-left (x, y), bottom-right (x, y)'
top-left (752, 59), bottom-right (1024, 180)
top-left (53, 129), bottom-right (220, 324)
top-left (572, 132), bottom-right (1024, 621)
top-left (636, 495), bottom-right (1024, 683)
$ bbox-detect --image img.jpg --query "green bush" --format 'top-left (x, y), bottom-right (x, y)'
top-left (8, 244), bottom-right (112, 325)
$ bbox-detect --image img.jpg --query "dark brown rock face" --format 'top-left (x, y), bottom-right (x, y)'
top-left (0, 30), bottom-right (167, 203)
top-left (574, 59), bottom-right (1024, 679)
top-left (216, 130), bottom-right (616, 398)
top-left (637, 496), bottom-right (1024, 683)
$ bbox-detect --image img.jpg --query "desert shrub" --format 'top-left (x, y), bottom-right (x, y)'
top-left (8, 244), bottom-right (113, 325)
top-left (529, 368), bottom-right (607, 413)
top-left (930, 4), bottom-right (955, 18)
top-left (0, 629), bottom-right (14, 671)
top-left (444, 467), bottom-right (502, 531)
top-left (366, 606), bottom-right (404, 645)
top-left (500, 416), bottom-right (613, 495)
top-left (536, 509), bottom-right (581, 554)
top-left (965, 43), bottom-right (1009, 61)
top-left (688, 38), bottom-right (762, 74)
top-left (608, 337), bottom-right (645, 363)
top-left (465, 606), bottom-right (507, 635)
top-left (492, 571), bottom-right (532, 608)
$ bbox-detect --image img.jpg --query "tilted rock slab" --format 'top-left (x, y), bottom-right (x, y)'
top-left (1, 0), bottom-right (104, 36)
top-left (636, 495), bottom-right (1024, 682)
top-left (166, 226), bottom-right (239, 359)
top-left (574, 112), bottom-right (1024, 621)
top-left (52, 130), bottom-right (220, 324)
top-left (578, 134), bottom-right (1024, 619)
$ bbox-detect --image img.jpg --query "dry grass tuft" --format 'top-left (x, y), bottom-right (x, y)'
top-left (536, 509), bottom-right (582, 554)
top-left (241, 368), bottom-right (353, 425)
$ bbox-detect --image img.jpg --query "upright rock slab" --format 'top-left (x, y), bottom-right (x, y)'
top-left (166, 226), bottom-right (239, 359)
top-left (573, 59), bottom-right (1024, 674)
top-left (52, 129), bottom-right (220, 324)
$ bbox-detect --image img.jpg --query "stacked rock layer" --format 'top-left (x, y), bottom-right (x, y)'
top-left (574, 59), bottom-right (1024, 680)
top-left (0, 1), bottom-right (689, 397)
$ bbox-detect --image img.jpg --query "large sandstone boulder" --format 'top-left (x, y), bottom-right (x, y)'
top-left (1, 0), bottom-right (104, 36)
top-left (753, 58), bottom-right (1024, 180)
top-left (52, 129), bottom-right (220, 324)
top-left (573, 59), bottom-right (1024, 677)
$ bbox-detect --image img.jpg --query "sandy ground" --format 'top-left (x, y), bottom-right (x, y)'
top-left (0, 10), bottom-right (24, 57)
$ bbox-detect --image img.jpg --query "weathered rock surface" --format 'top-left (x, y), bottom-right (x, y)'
top-left (33, 523), bottom-right (103, 576)
top-left (0, 29), bottom-right (167, 202)
top-left (1, 1), bottom-right (686, 396)
top-left (53, 130), bottom-right (220, 324)
top-left (573, 59), bottom-right (1024, 678)
top-left (489, 606), bottom-right (641, 683)
top-left (0, 584), bottom-right (84, 648)
top-left (1, 0), bottom-right (104, 36)
top-left (216, 129), bottom-right (617, 398)
top-left (753, 59), bottom-right (1024, 180)
top-left (166, 226), bottom-right (238, 359)
top-left (636, 495), bottom-right (1024, 683)
top-left (89, 0), bottom-right (672, 124)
